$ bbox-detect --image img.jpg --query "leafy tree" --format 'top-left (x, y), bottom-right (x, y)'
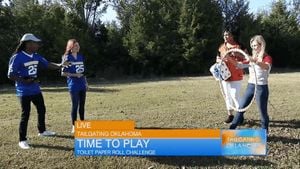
top-left (1, 0), bottom-right (299, 85)
top-left (111, 0), bottom-right (135, 34)
top-left (101, 22), bottom-right (133, 77)
top-left (179, 0), bottom-right (223, 73)
top-left (260, 0), bottom-right (300, 67)
top-left (0, 2), bottom-right (18, 84)
top-left (123, 0), bottom-right (183, 75)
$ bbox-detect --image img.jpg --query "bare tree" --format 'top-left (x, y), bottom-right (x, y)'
top-left (60, 0), bottom-right (109, 28)
top-left (216, 0), bottom-right (250, 28)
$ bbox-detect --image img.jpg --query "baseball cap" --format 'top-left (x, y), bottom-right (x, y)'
top-left (20, 33), bottom-right (41, 42)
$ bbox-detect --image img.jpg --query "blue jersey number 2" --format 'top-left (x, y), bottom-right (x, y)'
top-left (28, 65), bottom-right (38, 75)
top-left (75, 65), bottom-right (84, 74)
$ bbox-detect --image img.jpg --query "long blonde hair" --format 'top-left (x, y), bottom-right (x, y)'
top-left (250, 35), bottom-right (266, 61)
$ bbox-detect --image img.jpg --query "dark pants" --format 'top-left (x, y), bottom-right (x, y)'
top-left (230, 84), bottom-right (269, 131)
top-left (70, 90), bottom-right (86, 125)
top-left (18, 93), bottom-right (46, 141)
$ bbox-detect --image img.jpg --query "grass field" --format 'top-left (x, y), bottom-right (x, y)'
top-left (0, 72), bottom-right (299, 169)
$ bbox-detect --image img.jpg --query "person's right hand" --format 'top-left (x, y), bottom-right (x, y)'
top-left (76, 73), bottom-right (83, 78)
top-left (22, 78), bottom-right (35, 84)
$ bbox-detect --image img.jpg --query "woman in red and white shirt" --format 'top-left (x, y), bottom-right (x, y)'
top-left (230, 35), bottom-right (272, 132)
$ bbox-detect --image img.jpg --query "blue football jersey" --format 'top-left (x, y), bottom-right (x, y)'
top-left (62, 54), bottom-right (86, 91)
top-left (8, 51), bottom-right (49, 96)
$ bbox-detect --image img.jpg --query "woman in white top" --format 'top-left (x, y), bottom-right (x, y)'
top-left (230, 35), bottom-right (272, 132)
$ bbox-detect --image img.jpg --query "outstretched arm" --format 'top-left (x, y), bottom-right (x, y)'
top-left (48, 60), bottom-right (70, 70)
top-left (48, 62), bottom-right (62, 70)
top-left (256, 61), bottom-right (270, 70)
top-left (249, 57), bottom-right (270, 70)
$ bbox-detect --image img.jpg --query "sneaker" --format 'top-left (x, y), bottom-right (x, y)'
top-left (71, 125), bottom-right (75, 133)
top-left (224, 115), bottom-right (234, 124)
top-left (19, 141), bottom-right (30, 149)
top-left (38, 130), bottom-right (56, 136)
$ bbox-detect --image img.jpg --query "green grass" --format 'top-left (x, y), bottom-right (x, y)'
top-left (0, 73), bottom-right (299, 169)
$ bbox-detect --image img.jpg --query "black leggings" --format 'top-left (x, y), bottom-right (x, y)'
top-left (70, 90), bottom-right (86, 125)
top-left (18, 93), bottom-right (46, 141)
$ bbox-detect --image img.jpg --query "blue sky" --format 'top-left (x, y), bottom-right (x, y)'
top-left (248, 0), bottom-right (274, 14)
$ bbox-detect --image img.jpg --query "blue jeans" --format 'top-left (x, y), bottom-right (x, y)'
top-left (230, 83), bottom-right (269, 131)
top-left (70, 90), bottom-right (86, 125)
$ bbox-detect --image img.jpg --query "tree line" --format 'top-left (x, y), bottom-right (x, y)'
top-left (0, 0), bottom-right (299, 84)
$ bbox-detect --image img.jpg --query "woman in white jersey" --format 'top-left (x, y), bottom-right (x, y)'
top-left (229, 35), bottom-right (272, 132)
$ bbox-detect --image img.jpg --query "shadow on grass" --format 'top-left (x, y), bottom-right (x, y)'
top-left (41, 87), bottom-right (68, 92)
top-left (87, 76), bottom-right (194, 86)
top-left (41, 87), bottom-right (120, 93)
top-left (246, 119), bottom-right (300, 129)
top-left (0, 86), bottom-right (120, 94)
top-left (87, 87), bottom-right (120, 93)
top-left (242, 119), bottom-right (261, 128)
top-left (268, 120), bottom-right (300, 129)
top-left (147, 157), bottom-right (274, 168)
top-left (54, 134), bottom-right (74, 139)
top-left (31, 144), bottom-right (73, 151)
top-left (268, 135), bottom-right (300, 144)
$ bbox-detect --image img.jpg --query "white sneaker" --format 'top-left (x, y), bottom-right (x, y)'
top-left (38, 130), bottom-right (56, 136)
top-left (19, 141), bottom-right (30, 149)
top-left (71, 125), bottom-right (75, 133)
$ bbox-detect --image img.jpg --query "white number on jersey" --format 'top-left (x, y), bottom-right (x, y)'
top-left (75, 65), bottom-right (84, 74)
top-left (28, 65), bottom-right (38, 75)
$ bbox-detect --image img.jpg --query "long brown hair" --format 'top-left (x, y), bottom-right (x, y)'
top-left (13, 42), bottom-right (27, 55)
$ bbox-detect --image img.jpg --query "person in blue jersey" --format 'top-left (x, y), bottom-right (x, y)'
top-left (61, 39), bottom-right (88, 133)
top-left (7, 33), bottom-right (69, 149)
